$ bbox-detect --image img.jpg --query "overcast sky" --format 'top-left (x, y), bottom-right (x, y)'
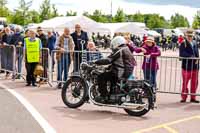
top-left (125, 0), bottom-right (200, 8)
top-left (6, 0), bottom-right (200, 24)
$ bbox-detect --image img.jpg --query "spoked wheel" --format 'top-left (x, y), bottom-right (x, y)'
top-left (124, 88), bottom-right (152, 117)
top-left (61, 77), bottom-right (88, 108)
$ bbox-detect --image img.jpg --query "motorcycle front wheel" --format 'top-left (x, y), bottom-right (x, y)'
top-left (61, 77), bottom-right (88, 108)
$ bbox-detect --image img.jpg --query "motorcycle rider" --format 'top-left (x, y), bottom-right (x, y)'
top-left (94, 36), bottom-right (136, 103)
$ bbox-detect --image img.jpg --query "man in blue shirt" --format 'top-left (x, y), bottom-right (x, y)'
top-left (71, 24), bottom-right (88, 72)
top-left (10, 27), bottom-right (24, 79)
top-left (47, 31), bottom-right (56, 71)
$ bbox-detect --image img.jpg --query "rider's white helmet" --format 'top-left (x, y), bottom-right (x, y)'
top-left (111, 36), bottom-right (126, 49)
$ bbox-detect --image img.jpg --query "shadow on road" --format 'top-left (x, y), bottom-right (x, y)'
top-left (158, 100), bottom-right (200, 110)
top-left (52, 106), bottom-right (151, 122)
top-left (158, 102), bottom-right (190, 109)
top-left (184, 105), bottom-right (200, 111)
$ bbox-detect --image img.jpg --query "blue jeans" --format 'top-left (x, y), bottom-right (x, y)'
top-left (16, 47), bottom-right (23, 74)
top-left (1, 47), bottom-right (14, 71)
top-left (143, 69), bottom-right (157, 88)
top-left (50, 50), bottom-right (55, 70)
top-left (57, 53), bottom-right (70, 81)
top-left (17, 54), bottom-right (23, 74)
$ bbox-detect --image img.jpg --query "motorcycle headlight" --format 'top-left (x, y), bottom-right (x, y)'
top-left (80, 62), bottom-right (95, 76)
top-left (80, 62), bottom-right (88, 71)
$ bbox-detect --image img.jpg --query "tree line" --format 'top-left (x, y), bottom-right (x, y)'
top-left (0, 0), bottom-right (200, 29)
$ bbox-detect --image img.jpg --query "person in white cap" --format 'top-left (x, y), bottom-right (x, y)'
top-left (94, 36), bottom-right (136, 103)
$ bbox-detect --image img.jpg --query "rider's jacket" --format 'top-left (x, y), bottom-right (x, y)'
top-left (95, 44), bottom-right (135, 79)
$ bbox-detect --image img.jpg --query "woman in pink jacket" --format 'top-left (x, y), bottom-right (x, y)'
top-left (135, 36), bottom-right (161, 89)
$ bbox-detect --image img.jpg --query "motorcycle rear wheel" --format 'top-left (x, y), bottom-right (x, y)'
top-left (124, 88), bottom-right (152, 117)
top-left (124, 104), bottom-right (150, 117)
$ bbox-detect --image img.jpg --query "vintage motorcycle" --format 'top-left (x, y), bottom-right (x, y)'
top-left (61, 62), bottom-right (156, 116)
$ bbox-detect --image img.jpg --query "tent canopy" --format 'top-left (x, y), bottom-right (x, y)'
top-left (173, 29), bottom-right (184, 36)
top-left (115, 23), bottom-right (147, 36)
top-left (29, 16), bottom-right (111, 35)
top-left (101, 22), bottom-right (147, 37)
top-left (29, 16), bottom-right (147, 37)
top-left (196, 29), bottom-right (200, 33)
top-left (147, 30), bottom-right (161, 37)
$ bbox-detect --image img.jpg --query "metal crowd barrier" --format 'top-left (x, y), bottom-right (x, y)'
top-left (0, 44), bottom-right (16, 80)
top-left (41, 48), bottom-right (50, 81)
top-left (0, 45), bottom-right (51, 83)
top-left (14, 46), bottom-right (25, 80)
top-left (49, 50), bottom-right (200, 97)
top-left (1, 45), bottom-right (200, 98)
top-left (14, 47), bottom-right (50, 82)
top-left (50, 50), bottom-right (110, 84)
top-left (133, 55), bottom-right (200, 97)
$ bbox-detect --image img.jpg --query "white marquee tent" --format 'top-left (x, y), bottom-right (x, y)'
top-left (147, 30), bottom-right (161, 37)
top-left (29, 16), bottom-right (111, 35)
top-left (101, 22), bottom-right (147, 37)
top-left (196, 29), bottom-right (200, 33)
top-left (29, 16), bottom-right (148, 37)
top-left (173, 28), bottom-right (184, 36)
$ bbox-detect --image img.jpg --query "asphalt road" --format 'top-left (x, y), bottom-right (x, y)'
top-left (0, 87), bottom-right (44, 133)
top-left (1, 80), bottom-right (200, 133)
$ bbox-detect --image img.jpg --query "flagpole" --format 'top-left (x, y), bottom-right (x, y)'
top-left (110, 0), bottom-right (112, 22)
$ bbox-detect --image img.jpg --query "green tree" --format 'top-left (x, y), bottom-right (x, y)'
top-left (0, 0), bottom-right (7, 8)
top-left (66, 10), bottom-right (77, 16)
top-left (90, 10), bottom-right (109, 23)
top-left (192, 11), bottom-right (200, 29)
top-left (114, 8), bottom-right (126, 22)
top-left (51, 4), bottom-right (59, 18)
top-left (170, 13), bottom-right (189, 28)
top-left (0, 0), bottom-right (10, 17)
top-left (27, 10), bottom-right (40, 23)
top-left (9, 10), bottom-right (23, 25)
top-left (9, 0), bottom-right (32, 25)
top-left (144, 14), bottom-right (169, 29)
top-left (90, 10), bottom-right (102, 22)
top-left (39, 0), bottom-right (51, 21)
top-left (82, 11), bottom-right (89, 17)
top-left (130, 12), bottom-right (145, 22)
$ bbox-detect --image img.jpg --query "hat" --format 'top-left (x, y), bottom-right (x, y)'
top-left (145, 36), bottom-right (155, 44)
top-left (185, 29), bottom-right (194, 36)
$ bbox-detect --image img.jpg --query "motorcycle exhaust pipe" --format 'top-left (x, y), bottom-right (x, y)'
top-left (89, 98), bottom-right (147, 110)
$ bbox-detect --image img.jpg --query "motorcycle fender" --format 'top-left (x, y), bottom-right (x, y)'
top-left (68, 75), bottom-right (89, 98)
top-left (144, 81), bottom-right (153, 94)
top-left (68, 76), bottom-right (88, 86)
top-left (69, 75), bottom-right (82, 80)
top-left (143, 81), bottom-right (155, 107)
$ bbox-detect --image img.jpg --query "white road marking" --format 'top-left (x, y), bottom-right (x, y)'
top-left (0, 84), bottom-right (56, 133)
